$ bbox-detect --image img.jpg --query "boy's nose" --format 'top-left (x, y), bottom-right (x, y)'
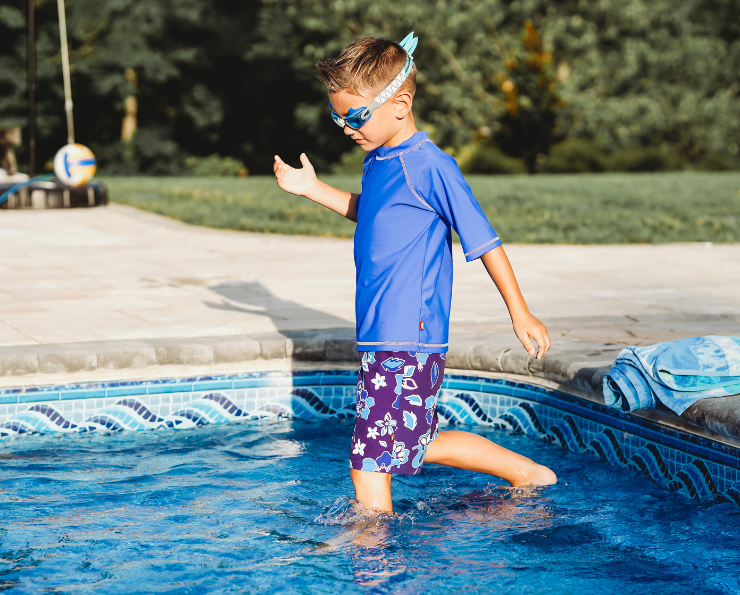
top-left (343, 125), bottom-right (355, 136)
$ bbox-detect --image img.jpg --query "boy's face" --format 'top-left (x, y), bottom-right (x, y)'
top-left (328, 89), bottom-right (413, 152)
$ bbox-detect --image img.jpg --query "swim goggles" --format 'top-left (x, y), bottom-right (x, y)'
top-left (329, 31), bottom-right (418, 130)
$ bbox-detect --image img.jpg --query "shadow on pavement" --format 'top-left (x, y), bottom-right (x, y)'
top-left (204, 281), bottom-right (357, 363)
top-left (205, 280), bottom-right (352, 327)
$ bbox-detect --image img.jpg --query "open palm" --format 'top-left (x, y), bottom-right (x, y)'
top-left (274, 153), bottom-right (317, 197)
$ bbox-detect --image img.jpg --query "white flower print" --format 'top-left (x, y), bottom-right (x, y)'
top-left (392, 441), bottom-right (410, 465)
top-left (367, 427), bottom-right (379, 440)
top-left (375, 412), bottom-right (398, 436)
top-left (371, 372), bottom-right (387, 390)
top-left (352, 439), bottom-right (366, 456)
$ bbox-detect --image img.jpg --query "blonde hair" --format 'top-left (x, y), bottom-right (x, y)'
top-left (316, 37), bottom-right (416, 97)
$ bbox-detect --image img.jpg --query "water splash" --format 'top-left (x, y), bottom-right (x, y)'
top-left (314, 496), bottom-right (395, 526)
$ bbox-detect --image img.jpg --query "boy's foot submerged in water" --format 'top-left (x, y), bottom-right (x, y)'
top-left (351, 429), bottom-right (557, 513)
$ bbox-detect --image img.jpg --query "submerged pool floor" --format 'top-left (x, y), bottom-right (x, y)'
top-left (2, 418), bottom-right (739, 594)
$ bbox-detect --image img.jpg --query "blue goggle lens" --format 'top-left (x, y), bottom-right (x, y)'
top-left (329, 105), bottom-right (370, 130)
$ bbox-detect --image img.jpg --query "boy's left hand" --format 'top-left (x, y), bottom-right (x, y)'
top-left (512, 311), bottom-right (551, 360)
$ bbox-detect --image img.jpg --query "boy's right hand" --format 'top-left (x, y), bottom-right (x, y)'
top-left (274, 153), bottom-right (317, 197)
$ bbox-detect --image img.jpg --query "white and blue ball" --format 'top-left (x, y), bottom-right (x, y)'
top-left (54, 144), bottom-right (97, 187)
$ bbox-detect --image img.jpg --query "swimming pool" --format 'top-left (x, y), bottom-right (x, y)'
top-left (1, 370), bottom-right (739, 592)
top-left (2, 414), bottom-right (740, 593)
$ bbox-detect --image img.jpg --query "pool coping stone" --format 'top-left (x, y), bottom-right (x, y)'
top-left (1, 328), bottom-right (738, 446)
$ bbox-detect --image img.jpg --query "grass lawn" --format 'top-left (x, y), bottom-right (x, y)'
top-left (103, 171), bottom-right (740, 243)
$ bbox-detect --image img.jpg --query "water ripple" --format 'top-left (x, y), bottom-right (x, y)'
top-left (0, 419), bottom-right (738, 594)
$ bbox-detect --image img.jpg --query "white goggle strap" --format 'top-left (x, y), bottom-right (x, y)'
top-left (365, 56), bottom-right (414, 116)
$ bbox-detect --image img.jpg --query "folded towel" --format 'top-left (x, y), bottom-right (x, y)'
top-left (602, 336), bottom-right (740, 415)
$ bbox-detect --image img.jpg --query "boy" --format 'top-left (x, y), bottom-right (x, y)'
top-left (274, 33), bottom-right (556, 513)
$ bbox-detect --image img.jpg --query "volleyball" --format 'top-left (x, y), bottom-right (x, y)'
top-left (53, 143), bottom-right (97, 187)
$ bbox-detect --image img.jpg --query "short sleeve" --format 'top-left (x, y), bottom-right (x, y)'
top-left (421, 154), bottom-right (502, 262)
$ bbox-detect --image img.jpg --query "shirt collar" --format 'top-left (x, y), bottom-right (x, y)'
top-left (373, 131), bottom-right (429, 160)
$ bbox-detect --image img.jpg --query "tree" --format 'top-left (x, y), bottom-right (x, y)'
top-left (251, 0), bottom-right (740, 167)
top-left (493, 20), bottom-right (565, 172)
top-left (2, 0), bottom-right (737, 174)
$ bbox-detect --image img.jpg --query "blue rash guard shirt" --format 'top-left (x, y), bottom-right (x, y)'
top-left (354, 131), bottom-right (502, 353)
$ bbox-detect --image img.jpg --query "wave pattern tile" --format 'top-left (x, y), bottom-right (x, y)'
top-left (0, 372), bottom-right (738, 504)
top-left (436, 388), bottom-right (740, 505)
top-left (0, 385), bottom-right (357, 438)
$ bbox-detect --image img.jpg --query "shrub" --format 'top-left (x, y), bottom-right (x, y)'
top-left (605, 147), bottom-right (686, 172)
top-left (539, 138), bottom-right (607, 173)
top-left (184, 154), bottom-right (248, 177)
top-left (330, 147), bottom-right (366, 174)
top-left (454, 143), bottom-right (527, 175)
top-left (697, 151), bottom-right (739, 171)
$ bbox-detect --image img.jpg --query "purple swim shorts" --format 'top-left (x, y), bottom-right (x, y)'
top-left (349, 350), bottom-right (445, 475)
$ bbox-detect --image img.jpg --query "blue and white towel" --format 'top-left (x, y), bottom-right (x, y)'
top-left (602, 336), bottom-right (740, 415)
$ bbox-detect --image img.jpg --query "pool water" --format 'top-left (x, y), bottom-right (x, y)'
top-left (2, 418), bottom-right (739, 594)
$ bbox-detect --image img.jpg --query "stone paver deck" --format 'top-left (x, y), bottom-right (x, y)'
top-left (3, 204), bottom-right (739, 348)
top-left (3, 203), bottom-right (740, 442)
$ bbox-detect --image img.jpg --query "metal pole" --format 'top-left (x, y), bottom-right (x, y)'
top-left (56, 0), bottom-right (74, 145)
top-left (28, 0), bottom-right (36, 176)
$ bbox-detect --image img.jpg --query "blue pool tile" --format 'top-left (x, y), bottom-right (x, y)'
top-left (637, 425), bottom-right (664, 444)
top-left (60, 389), bottom-right (105, 401)
top-left (528, 385), bottom-right (554, 399)
top-left (232, 379), bottom-right (260, 389)
top-left (579, 408), bottom-right (607, 428)
top-left (318, 370), bottom-right (357, 380)
top-left (608, 417), bottom-right (643, 438)
top-left (525, 392), bottom-right (558, 411)
top-left (712, 442), bottom-right (740, 460)
top-left (19, 392), bottom-right (60, 403)
top-left (191, 380), bottom-right (234, 392)
top-left (291, 375), bottom-right (325, 387)
top-left (575, 399), bottom-right (603, 412)
top-left (481, 383), bottom-right (514, 396)
top-left (709, 449), bottom-right (739, 469)
top-left (147, 383), bottom-right (192, 395)
top-left (686, 445), bottom-right (713, 463)
top-left (273, 376), bottom-right (300, 386)
top-left (320, 375), bottom-right (357, 386)
top-left (511, 386), bottom-right (541, 401)
top-left (595, 410), bottom-right (624, 431)
top-left (191, 374), bottom-right (216, 382)
top-left (535, 393), bottom-right (583, 415)
top-left (106, 386), bottom-right (147, 398)
top-left (444, 379), bottom-right (483, 392)
top-left (0, 395), bottom-right (18, 405)
top-left (682, 439), bottom-right (714, 461)
top-left (660, 430), bottom-right (691, 453)
top-left (661, 425), bottom-right (687, 441)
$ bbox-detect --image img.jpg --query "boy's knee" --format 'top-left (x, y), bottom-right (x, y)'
top-left (514, 464), bottom-right (557, 487)
top-left (351, 468), bottom-right (391, 489)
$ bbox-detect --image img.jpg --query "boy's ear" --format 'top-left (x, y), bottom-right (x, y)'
top-left (392, 91), bottom-right (414, 119)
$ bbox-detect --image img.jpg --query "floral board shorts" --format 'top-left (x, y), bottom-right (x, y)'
top-left (349, 350), bottom-right (446, 475)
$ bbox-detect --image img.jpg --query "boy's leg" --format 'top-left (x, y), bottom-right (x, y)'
top-left (424, 430), bottom-right (557, 486)
top-left (349, 350), bottom-right (410, 515)
top-left (350, 469), bottom-right (393, 512)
